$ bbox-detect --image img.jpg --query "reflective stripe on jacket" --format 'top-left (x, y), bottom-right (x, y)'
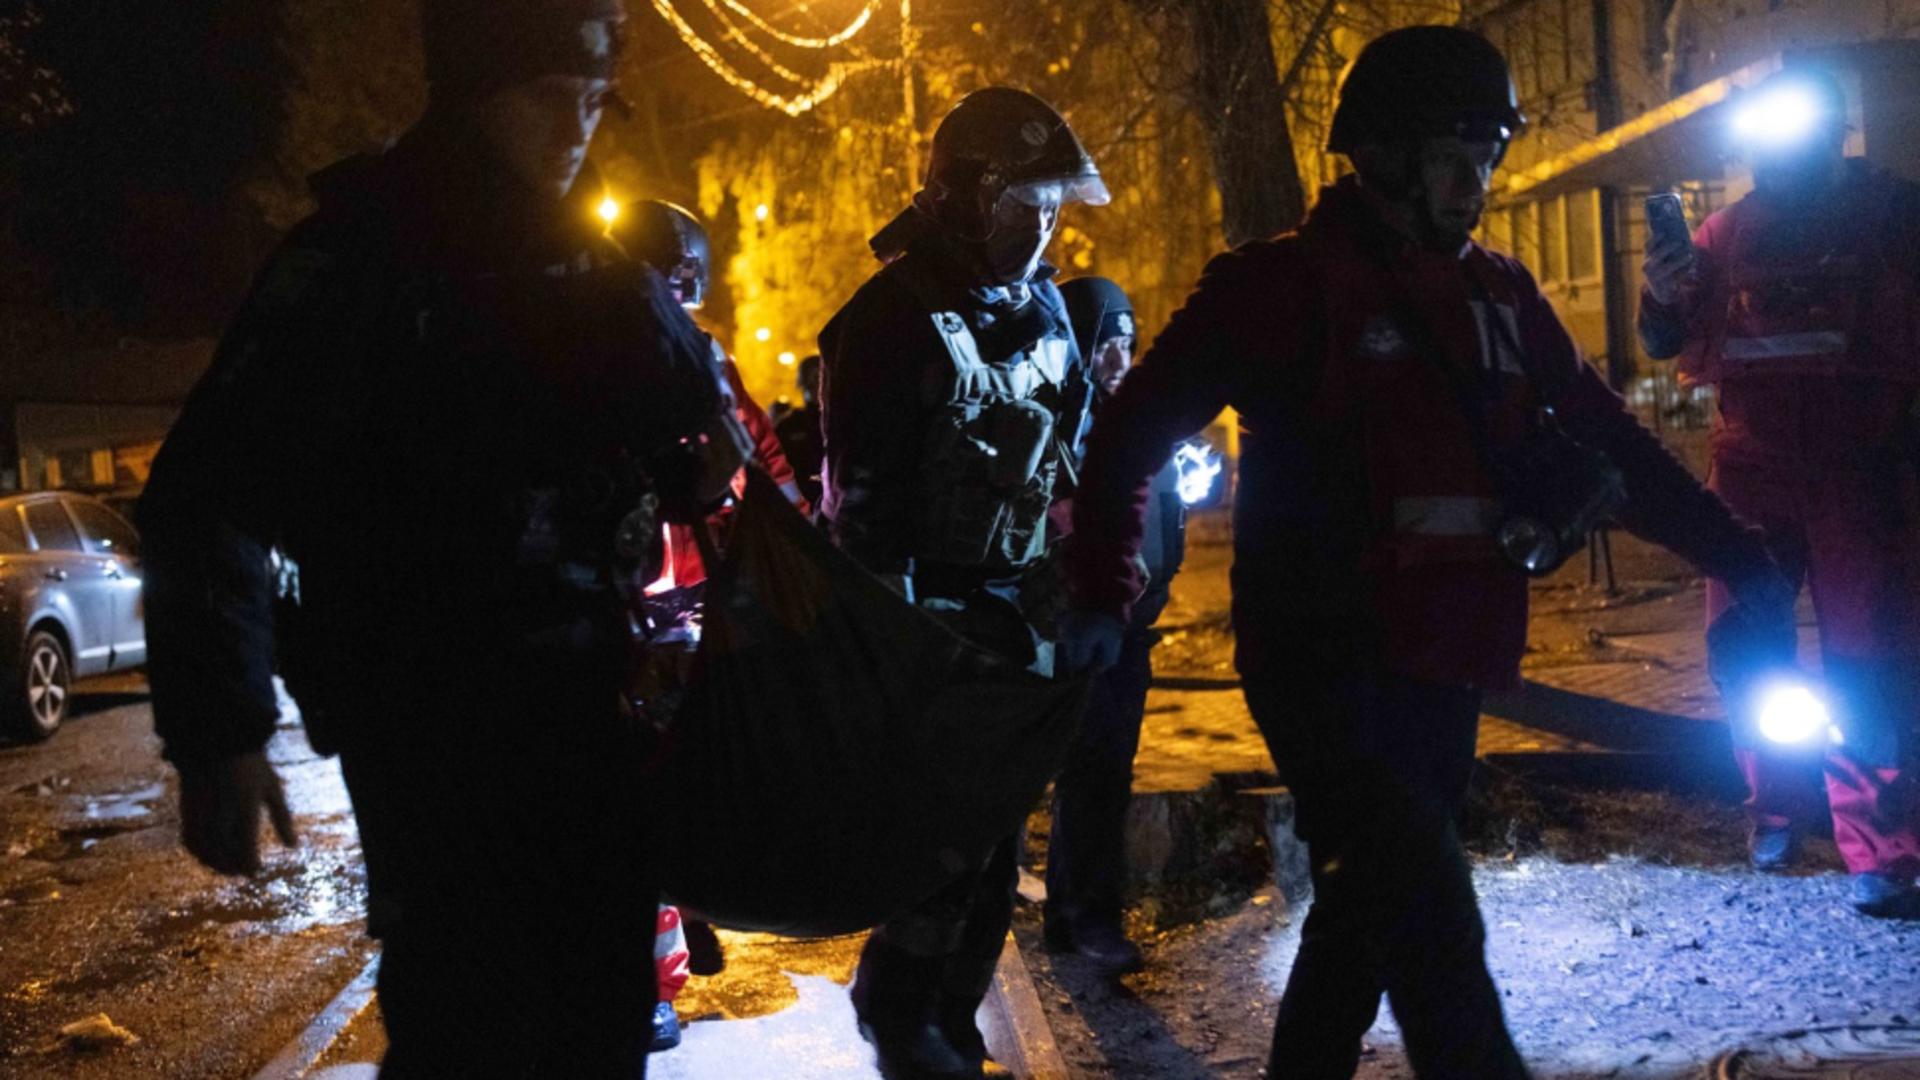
top-left (1677, 163), bottom-right (1920, 387)
top-left (1070, 176), bottom-right (1768, 690)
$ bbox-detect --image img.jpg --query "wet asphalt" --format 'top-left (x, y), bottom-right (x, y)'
top-left (0, 675), bottom-right (373, 1078)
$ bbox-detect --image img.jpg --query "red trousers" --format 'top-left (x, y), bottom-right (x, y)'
top-left (656, 905), bottom-right (690, 1004)
top-left (1707, 456), bottom-right (1920, 877)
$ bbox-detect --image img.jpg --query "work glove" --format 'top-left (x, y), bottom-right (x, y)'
top-left (1706, 561), bottom-right (1798, 701)
top-left (176, 749), bottom-right (298, 876)
top-left (1058, 608), bottom-right (1126, 674)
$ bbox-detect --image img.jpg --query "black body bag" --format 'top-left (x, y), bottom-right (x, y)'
top-left (645, 469), bottom-right (1088, 937)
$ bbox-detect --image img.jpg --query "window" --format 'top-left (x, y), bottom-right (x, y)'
top-left (67, 499), bottom-right (139, 558)
top-left (1567, 189), bottom-right (1600, 281)
top-left (23, 500), bottom-right (81, 552)
top-left (0, 508), bottom-right (25, 554)
top-left (1539, 196), bottom-right (1566, 284)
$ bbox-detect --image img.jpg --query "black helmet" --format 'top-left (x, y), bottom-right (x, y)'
top-left (1057, 276), bottom-right (1135, 360)
top-left (922, 87), bottom-right (1109, 236)
top-left (423, 0), bottom-right (627, 107)
top-left (615, 199), bottom-right (710, 309)
top-left (1327, 26), bottom-right (1524, 155)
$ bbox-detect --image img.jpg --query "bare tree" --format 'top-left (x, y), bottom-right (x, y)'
top-left (1123, 0), bottom-right (1449, 247)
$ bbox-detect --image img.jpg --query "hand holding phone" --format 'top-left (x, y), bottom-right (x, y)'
top-left (1643, 192), bottom-right (1697, 304)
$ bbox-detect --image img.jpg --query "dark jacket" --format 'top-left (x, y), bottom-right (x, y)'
top-left (138, 120), bottom-right (720, 764)
top-left (1069, 176), bottom-right (1770, 688)
top-left (1128, 457), bottom-right (1184, 632)
top-left (773, 402), bottom-right (824, 511)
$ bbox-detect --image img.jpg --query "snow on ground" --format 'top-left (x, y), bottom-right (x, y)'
top-left (648, 974), bottom-right (883, 1080)
top-left (1258, 858), bottom-right (1920, 1080)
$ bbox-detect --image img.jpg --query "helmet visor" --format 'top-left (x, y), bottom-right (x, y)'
top-left (1003, 174), bottom-right (1111, 210)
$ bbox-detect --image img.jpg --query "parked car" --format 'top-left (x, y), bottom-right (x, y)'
top-left (0, 491), bottom-right (146, 740)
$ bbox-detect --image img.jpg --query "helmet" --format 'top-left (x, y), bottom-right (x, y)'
top-left (616, 200), bottom-right (710, 309)
top-left (1327, 26), bottom-right (1524, 155)
top-left (423, 0), bottom-right (627, 106)
top-left (1057, 276), bottom-right (1134, 360)
top-left (922, 87), bottom-right (1109, 238)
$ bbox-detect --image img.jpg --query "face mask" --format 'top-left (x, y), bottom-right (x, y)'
top-left (977, 190), bottom-right (1060, 284)
top-left (981, 227), bottom-right (1049, 284)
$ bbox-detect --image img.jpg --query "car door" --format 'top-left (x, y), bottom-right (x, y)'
top-left (20, 497), bottom-right (114, 677)
top-left (63, 497), bottom-right (146, 669)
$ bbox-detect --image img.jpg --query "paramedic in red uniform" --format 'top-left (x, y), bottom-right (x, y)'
top-left (1640, 66), bottom-right (1920, 917)
top-left (1064, 27), bottom-right (1789, 1078)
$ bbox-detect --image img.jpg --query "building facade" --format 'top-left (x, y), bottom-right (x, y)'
top-left (1470, 0), bottom-right (1920, 446)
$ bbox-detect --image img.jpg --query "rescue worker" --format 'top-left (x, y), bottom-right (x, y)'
top-left (613, 197), bottom-right (808, 590)
top-left (818, 86), bottom-right (1107, 1079)
top-left (1063, 27), bottom-right (1789, 1078)
top-left (613, 198), bottom-right (807, 1036)
top-left (774, 353), bottom-right (825, 510)
top-left (1043, 276), bottom-right (1183, 974)
top-left (137, 2), bottom-right (740, 1074)
top-left (1639, 67), bottom-right (1920, 915)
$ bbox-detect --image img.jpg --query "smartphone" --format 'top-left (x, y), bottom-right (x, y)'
top-left (1645, 192), bottom-right (1692, 252)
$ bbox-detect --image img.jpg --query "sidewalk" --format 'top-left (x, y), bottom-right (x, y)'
top-left (1135, 530), bottom-right (1775, 794)
top-left (298, 528), bottom-right (1780, 1079)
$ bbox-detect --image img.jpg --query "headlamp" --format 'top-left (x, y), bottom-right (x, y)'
top-left (1173, 441), bottom-right (1223, 506)
top-left (1731, 84), bottom-right (1828, 148)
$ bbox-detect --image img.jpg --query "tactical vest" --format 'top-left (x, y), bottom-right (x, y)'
top-left (887, 261), bottom-right (1078, 574)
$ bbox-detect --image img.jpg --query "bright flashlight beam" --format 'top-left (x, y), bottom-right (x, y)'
top-left (1174, 442), bottom-right (1223, 506)
top-left (598, 197), bottom-right (621, 226)
top-left (1755, 683), bottom-right (1832, 745)
top-left (1732, 86), bottom-right (1822, 147)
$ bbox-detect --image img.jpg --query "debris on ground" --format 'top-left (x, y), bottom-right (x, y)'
top-left (53, 1013), bottom-right (140, 1052)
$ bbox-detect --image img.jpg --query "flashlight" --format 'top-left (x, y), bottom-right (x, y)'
top-left (1753, 679), bottom-right (1835, 747)
top-left (1173, 441), bottom-right (1223, 506)
top-left (598, 196), bottom-right (621, 226)
top-left (1731, 84), bottom-right (1825, 148)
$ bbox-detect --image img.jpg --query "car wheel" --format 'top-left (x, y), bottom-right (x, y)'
top-left (14, 630), bottom-right (71, 741)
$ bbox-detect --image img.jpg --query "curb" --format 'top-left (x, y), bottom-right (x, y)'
top-left (252, 954), bottom-right (380, 1080)
top-left (983, 932), bottom-right (1071, 1079)
top-left (262, 940), bottom-right (1068, 1079)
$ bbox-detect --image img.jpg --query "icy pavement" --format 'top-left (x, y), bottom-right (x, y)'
top-left (648, 974), bottom-right (883, 1080)
top-left (1259, 858), bottom-right (1920, 1079)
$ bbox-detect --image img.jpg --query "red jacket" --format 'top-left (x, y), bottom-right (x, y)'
top-left (1070, 177), bottom-right (1768, 689)
top-left (1640, 161), bottom-right (1920, 469)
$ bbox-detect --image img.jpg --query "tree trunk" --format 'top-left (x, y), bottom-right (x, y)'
top-left (1177, 0), bottom-right (1303, 247)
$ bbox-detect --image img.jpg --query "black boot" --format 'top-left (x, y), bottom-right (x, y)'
top-left (853, 943), bottom-right (981, 1080)
top-left (1044, 916), bottom-right (1144, 975)
top-left (936, 995), bottom-right (1011, 1078)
